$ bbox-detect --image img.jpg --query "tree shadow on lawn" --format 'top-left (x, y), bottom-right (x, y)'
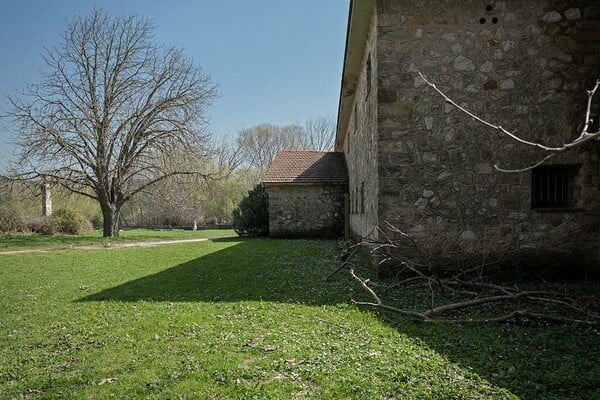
top-left (78, 238), bottom-right (599, 399)
top-left (78, 238), bottom-right (349, 305)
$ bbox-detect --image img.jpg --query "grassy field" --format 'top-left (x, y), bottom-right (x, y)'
top-left (0, 238), bottom-right (598, 399)
top-left (0, 229), bottom-right (236, 252)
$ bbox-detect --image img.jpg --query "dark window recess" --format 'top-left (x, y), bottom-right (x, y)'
top-left (366, 54), bottom-right (372, 99)
top-left (531, 166), bottom-right (575, 208)
top-left (360, 182), bottom-right (365, 214)
top-left (349, 103), bottom-right (357, 154)
top-left (347, 127), bottom-right (351, 154)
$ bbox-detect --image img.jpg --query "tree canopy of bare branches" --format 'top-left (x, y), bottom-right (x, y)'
top-left (236, 124), bottom-right (304, 171)
top-left (302, 116), bottom-right (335, 152)
top-left (235, 117), bottom-right (335, 174)
top-left (4, 10), bottom-right (218, 236)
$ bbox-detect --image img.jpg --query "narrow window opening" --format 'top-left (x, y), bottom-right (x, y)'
top-left (366, 54), bottom-right (372, 100)
top-left (531, 165), bottom-right (576, 209)
top-left (349, 103), bottom-right (357, 154)
top-left (360, 182), bottom-right (365, 214)
top-left (347, 128), bottom-right (351, 154)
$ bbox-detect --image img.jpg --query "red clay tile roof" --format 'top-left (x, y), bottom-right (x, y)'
top-left (263, 150), bottom-right (348, 184)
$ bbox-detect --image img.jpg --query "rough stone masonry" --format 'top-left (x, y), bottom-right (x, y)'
top-left (339, 0), bottom-right (600, 269)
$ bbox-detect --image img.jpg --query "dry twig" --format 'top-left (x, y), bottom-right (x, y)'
top-left (326, 227), bottom-right (599, 325)
top-left (419, 72), bottom-right (600, 172)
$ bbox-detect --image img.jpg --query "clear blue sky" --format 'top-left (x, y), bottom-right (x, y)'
top-left (0, 0), bottom-right (349, 161)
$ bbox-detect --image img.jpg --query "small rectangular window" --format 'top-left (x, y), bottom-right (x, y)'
top-left (366, 53), bottom-right (372, 100)
top-left (347, 128), bottom-right (350, 154)
top-left (349, 103), bottom-right (357, 154)
top-left (360, 182), bottom-right (365, 214)
top-left (531, 165), bottom-right (575, 209)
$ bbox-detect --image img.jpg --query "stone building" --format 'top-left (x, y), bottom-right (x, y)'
top-left (263, 151), bottom-right (348, 237)
top-left (338, 0), bottom-right (600, 268)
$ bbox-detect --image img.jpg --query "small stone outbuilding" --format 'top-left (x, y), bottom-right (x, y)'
top-left (263, 150), bottom-right (348, 238)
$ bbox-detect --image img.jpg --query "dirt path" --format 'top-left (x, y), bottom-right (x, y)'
top-left (0, 236), bottom-right (236, 255)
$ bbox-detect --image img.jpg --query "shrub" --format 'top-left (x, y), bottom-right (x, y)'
top-left (27, 217), bottom-right (44, 233)
top-left (232, 184), bottom-right (269, 236)
top-left (89, 213), bottom-right (103, 229)
top-left (40, 208), bottom-right (92, 235)
top-left (0, 204), bottom-right (27, 232)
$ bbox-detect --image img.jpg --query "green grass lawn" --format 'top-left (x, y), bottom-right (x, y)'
top-left (0, 238), bottom-right (598, 399)
top-left (0, 229), bottom-right (236, 252)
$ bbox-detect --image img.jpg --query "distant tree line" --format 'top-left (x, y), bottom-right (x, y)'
top-left (236, 116), bottom-right (335, 175)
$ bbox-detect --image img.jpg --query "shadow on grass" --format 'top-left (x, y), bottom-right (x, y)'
top-left (79, 238), bottom-right (347, 305)
top-left (78, 237), bottom-right (599, 399)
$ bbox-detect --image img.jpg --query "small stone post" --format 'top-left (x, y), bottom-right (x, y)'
top-left (41, 183), bottom-right (52, 217)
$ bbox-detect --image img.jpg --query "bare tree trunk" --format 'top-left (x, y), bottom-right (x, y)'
top-left (5, 10), bottom-right (218, 224)
top-left (101, 203), bottom-right (121, 237)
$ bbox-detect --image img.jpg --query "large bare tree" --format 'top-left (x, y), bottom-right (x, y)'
top-left (5, 10), bottom-right (218, 236)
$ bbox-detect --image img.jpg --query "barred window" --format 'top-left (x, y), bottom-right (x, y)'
top-left (531, 166), bottom-right (575, 209)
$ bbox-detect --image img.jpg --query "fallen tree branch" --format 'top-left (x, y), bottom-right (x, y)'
top-left (331, 227), bottom-right (599, 325)
top-left (348, 266), bottom-right (430, 320)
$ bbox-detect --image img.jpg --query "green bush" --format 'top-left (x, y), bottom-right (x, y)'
top-left (232, 184), bottom-right (269, 236)
top-left (89, 213), bottom-right (103, 229)
top-left (40, 208), bottom-right (92, 235)
top-left (0, 204), bottom-right (28, 232)
top-left (27, 217), bottom-right (44, 233)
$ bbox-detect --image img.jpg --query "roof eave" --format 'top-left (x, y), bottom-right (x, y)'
top-left (335, 0), bottom-right (376, 152)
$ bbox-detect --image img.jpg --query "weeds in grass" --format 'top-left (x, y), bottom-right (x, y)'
top-left (0, 239), bottom-right (597, 399)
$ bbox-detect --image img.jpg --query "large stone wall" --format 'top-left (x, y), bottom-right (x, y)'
top-left (266, 184), bottom-right (346, 238)
top-left (346, 8), bottom-right (380, 240)
top-left (361, 0), bottom-right (599, 267)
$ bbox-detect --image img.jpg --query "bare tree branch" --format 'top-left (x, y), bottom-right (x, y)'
top-left (327, 225), bottom-right (599, 325)
top-left (4, 10), bottom-right (219, 236)
top-left (419, 72), bottom-right (600, 172)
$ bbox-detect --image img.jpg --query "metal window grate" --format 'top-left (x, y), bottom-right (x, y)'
top-left (531, 166), bottom-right (571, 208)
